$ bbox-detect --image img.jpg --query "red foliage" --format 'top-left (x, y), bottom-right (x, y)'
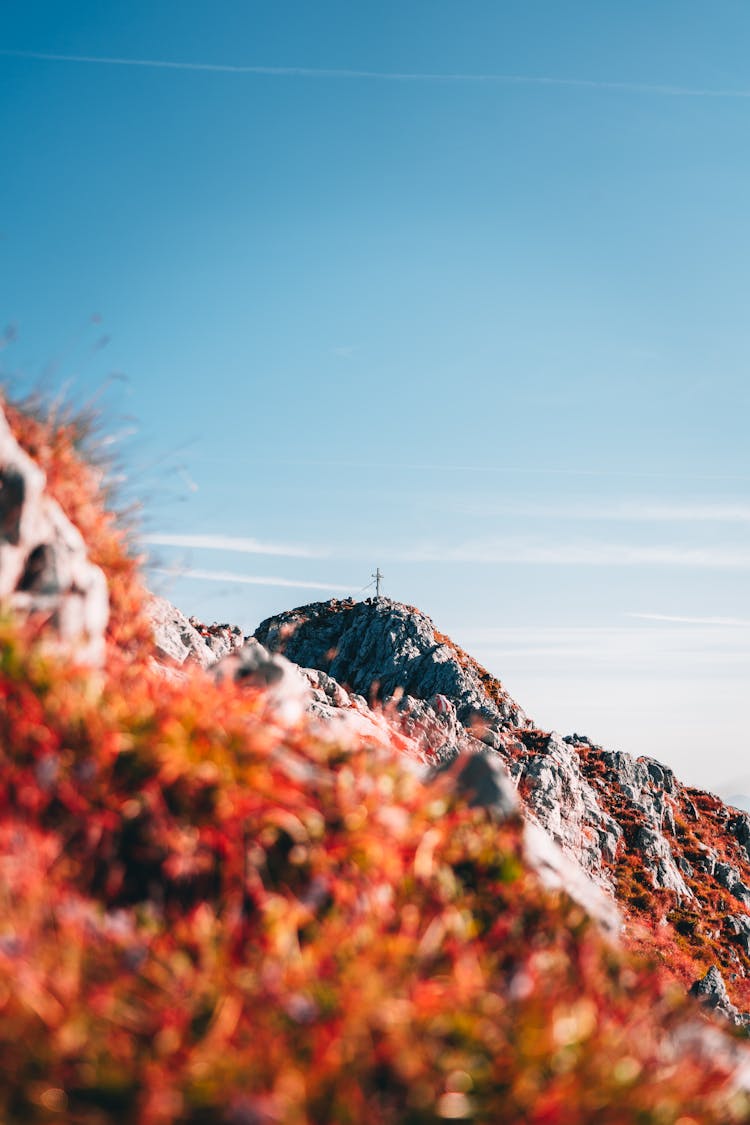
top-left (1, 400), bottom-right (749, 1123)
top-left (574, 741), bottom-right (750, 1010)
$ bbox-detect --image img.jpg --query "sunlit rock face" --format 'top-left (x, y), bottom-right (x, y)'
top-left (511, 732), bottom-right (623, 883)
top-left (0, 405), bottom-right (109, 663)
top-left (690, 965), bottom-right (750, 1029)
top-left (255, 596), bottom-right (529, 729)
top-left (149, 596), bottom-right (244, 670)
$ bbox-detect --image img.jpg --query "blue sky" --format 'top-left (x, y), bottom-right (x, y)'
top-left (2, 2), bottom-right (750, 792)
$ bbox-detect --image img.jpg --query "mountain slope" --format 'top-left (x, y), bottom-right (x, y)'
top-left (4, 395), bottom-right (750, 1123)
top-left (256, 596), bottom-right (750, 1017)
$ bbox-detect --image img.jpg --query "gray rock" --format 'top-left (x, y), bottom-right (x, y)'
top-left (522, 819), bottom-right (622, 936)
top-left (517, 732), bottom-right (622, 878)
top-left (714, 862), bottom-right (750, 907)
top-left (690, 966), bottom-right (750, 1029)
top-left (595, 746), bottom-right (694, 896)
top-left (191, 617), bottom-right (245, 663)
top-left (691, 965), bottom-right (732, 1007)
top-left (254, 597), bottom-right (530, 731)
top-left (149, 599), bottom-right (246, 670)
top-left (726, 915), bottom-right (750, 956)
top-left (437, 751), bottom-right (519, 823)
top-left (729, 812), bottom-right (750, 861)
top-left (683, 796), bottom-right (700, 821)
top-left (563, 733), bottom-right (598, 748)
top-left (693, 845), bottom-right (717, 876)
top-left (642, 757), bottom-right (677, 795)
top-left (256, 598), bottom-right (720, 908)
top-left (477, 726), bottom-right (503, 751)
top-left (0, 404), bottom-right (109, 663)
top-left (633, 826), bottom-right (693, 900)
top-left (150, 597), bottom-right (213, 667)
top-left (225, 597), bottom-right (750, 960)
top-left (212, 640), bottom-right (311, 723)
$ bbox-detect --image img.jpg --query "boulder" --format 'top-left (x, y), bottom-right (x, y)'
top-left (714, 862), bottom-right (750, 908)
top-left (726, 915), bottom-right (750, 956)
top-left (149, 598), bottom-right (246, 670)
top-left (0, 404), bottom-right (109, 663)
top-left (211, 640), bottom-right (311, 724)
top-left (690, 966), bottom-right (750, 1029)
top-left (435, 751), bottom-right (519, 823)
top-left (633, 826), bottom-right (694, 900)
top-left (150, 596), bottom-right (213, 667)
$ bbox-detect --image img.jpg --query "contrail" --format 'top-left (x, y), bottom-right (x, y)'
top-left (398, 541), bottom-right (750, 568)
top-left (3, 49), bottom-right (750, 98)
top-left (627, 612), bottom-right (750, 627)
top-left (456, 499), bottom-right (750, 522)
top-left (148, 565), bottom-right (346, 591)
top-left (186, 454), bottom-right (750, 483)
top-left (142, 532), bottom-right (326, 559)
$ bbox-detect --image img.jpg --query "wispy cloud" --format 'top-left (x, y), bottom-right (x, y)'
top-left (398, 541), bottom-right (750, 568)
top-left (456, 624), bottom-right (750, 668)
top-left (250, 458), bottom-right (750, 482)
top-left (627, 612), bottom-right (750, 627)
top-left (170, 452), bottom-right (750, 482)
top-left (5, 49), bottom-right (750, 99)
top-left (459, 500), bottom-right (750, 523)
top-left (142, 533), bottom-right (325, 558)
top-left (148, 565), bottom-right (345, 591)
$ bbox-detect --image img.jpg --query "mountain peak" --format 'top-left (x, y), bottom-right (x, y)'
top-left (253, 594), bottom-right (750, 1023)
top-left (254, 595), bottom-right (529, 730)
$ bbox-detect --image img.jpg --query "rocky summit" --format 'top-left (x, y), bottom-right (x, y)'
top-left (251, 595), bottom-right (750, 1022)
top-left (255, 596), bottom-right (529, 730)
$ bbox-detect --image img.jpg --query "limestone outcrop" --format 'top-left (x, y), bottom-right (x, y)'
top-left (254, 597), bottom-right (529, 729)
top-left (0, 404), bottom-right (109, 663)
top-left (149, 596), bottom-right (244, 670)
top-left (690, 966), bottom-right (750, 1029)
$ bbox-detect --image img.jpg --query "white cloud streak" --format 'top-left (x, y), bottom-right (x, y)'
top-left (602, 502), bottom-right (750, 523)
top-left (166, 452), bottom-right (750, 482)
top-left (142, 532), bottom-right (325, 558)
top-left (148, 565), bottom-right (345, 591)
top-left (460, 500), bottom-right (750, 523)
top-left (627, 613), bottom-right (750, 627)
top-left (5, 50), bottom-right (750, 99)
top-left (460, 624), bottom-right (750, 668)
top-left (399, 541), bottom-right (750, 569)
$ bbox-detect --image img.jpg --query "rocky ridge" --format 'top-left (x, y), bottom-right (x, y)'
top-left (148, 594), bottom-right (750, 1022)
top-left (251, 596), bottom-right (750, 1021)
